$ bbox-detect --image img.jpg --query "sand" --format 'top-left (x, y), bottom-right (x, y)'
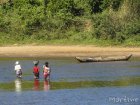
top-left (0, 45), bottom-right (140, 58)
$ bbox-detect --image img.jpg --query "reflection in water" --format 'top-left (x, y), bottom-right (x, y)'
top-left (34, 79), bottom-right (40, 90)
top-left (15, 79), bottom-right (22, 93)
top-left (0, 77), bottom-right (139, 91)
top-left (44, 80), bottom-right (50, 91)
top-left (33, 79), bottom-right (50, 91)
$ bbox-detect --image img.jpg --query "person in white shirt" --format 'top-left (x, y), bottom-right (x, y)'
top-left (14, 61), bottom-right (22, 78)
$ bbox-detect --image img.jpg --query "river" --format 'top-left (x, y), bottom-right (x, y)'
top-left (0, 57), bottom-right (140, 105)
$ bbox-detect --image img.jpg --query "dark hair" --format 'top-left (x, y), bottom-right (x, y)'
top-left (35, 64), bottom-right (38, 66)
top-left (45, 61), bottom-right (49, 67)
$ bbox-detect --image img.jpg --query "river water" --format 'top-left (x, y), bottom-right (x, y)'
top-left (0, 57), bottom-right (140, 105)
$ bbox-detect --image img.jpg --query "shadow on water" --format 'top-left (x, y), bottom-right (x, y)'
top-left (0, 77), bottom-right (140, 92)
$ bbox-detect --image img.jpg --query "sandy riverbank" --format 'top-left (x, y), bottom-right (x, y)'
top-left (0, 45), bottom-right (140, 58)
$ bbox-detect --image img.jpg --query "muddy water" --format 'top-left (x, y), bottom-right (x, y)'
top-left (0, 58), bottom-right (140, 105)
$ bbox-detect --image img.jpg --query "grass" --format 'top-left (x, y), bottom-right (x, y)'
top-left (0, 31), bottom-right (140, 47)
top-left (0, 36), bottom-right (140, 47)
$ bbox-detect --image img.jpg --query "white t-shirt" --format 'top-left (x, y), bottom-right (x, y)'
top-left (15, 65), bottom-right (21, 74)
top-left (43, 65), bottom-right (51, 74)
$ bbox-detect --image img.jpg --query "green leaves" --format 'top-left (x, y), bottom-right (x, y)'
top-left (0, 0), bottom-right (139, 45)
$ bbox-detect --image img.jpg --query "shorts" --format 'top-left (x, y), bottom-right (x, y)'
top-left (16, 70), bottom-right (22, 75)
top-left (34, 73), bottom-right (39, 78)
top-left (44, 73), bottom-right (49, 79)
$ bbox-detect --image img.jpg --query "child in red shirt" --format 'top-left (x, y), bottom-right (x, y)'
top-left (33, 61), bottom-right (40, 79)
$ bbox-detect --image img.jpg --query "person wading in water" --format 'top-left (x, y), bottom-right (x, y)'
top-left (33, 61), bottom-right (40, 79)
top-left (43, 62), bottom-right (51, 80)
top-left (14, 61), bottom-right (22, 78)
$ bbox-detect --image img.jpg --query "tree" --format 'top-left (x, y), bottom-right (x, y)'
top-left (43, 0), bottom-right (48, 15)
top-left (8, 0), bottom-right (13, 7)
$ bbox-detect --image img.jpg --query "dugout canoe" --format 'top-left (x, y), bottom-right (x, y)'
top-left (76, 54), bottom-right (132, 62)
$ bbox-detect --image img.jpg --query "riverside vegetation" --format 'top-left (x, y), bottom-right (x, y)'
top-left (0, 0), bottom-right (140, 46)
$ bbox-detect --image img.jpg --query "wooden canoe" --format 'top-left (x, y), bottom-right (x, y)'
top-left (75, 54), bottom-right (132, 62)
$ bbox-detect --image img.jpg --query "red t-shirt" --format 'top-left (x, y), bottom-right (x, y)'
top-left (33, 66), bottom-right (39, 73)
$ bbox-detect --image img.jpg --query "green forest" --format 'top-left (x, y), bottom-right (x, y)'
top-left (0, 0), bottom-right (140, 46)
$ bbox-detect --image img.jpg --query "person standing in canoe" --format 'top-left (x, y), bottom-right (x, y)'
top-left (14, 61), bottom-right (22, 78)
top-left (43, 61), bottom-right (51, 80)
top-left (33, 61), bottom-right (40, 79)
